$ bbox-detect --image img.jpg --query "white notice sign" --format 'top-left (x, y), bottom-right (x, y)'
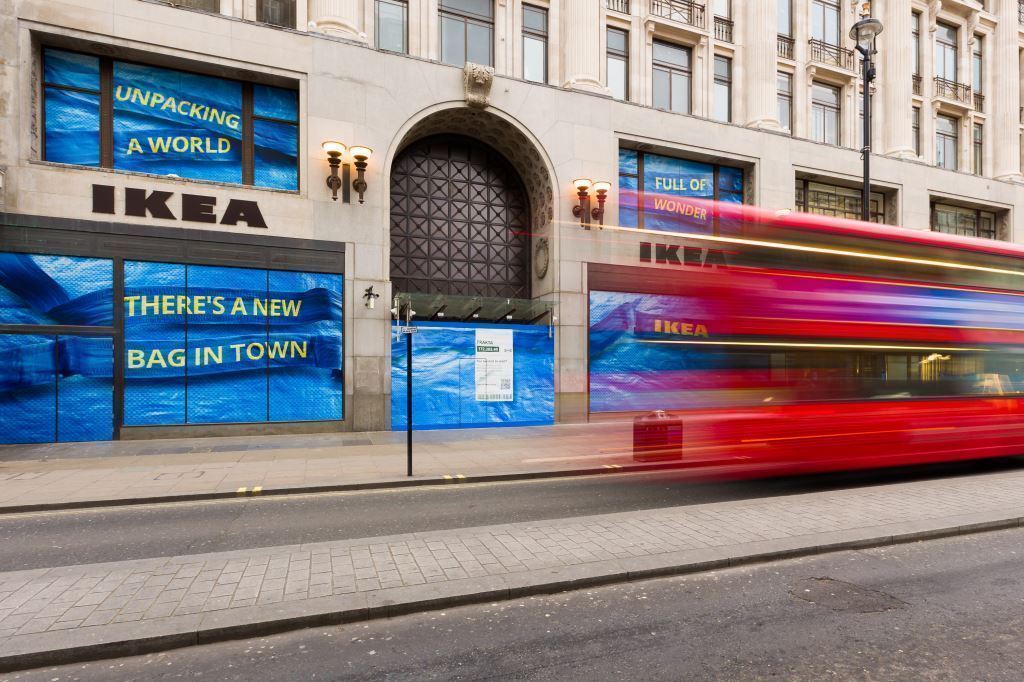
top-left (475, 329), bottom-right (514, 402)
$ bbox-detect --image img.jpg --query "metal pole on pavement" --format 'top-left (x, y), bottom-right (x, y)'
top-left (406, 326), bottom-right (412, 477)
top-left (850, 9), bottom-right (883, 222)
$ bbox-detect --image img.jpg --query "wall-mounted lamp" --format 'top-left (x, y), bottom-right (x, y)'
top-left (571, 178), bottom-right (611, 229)
top-left (363, 285), bottom-right (380, 309)
top-left (322, 141), bottom-right (346, 201)
top-left (350, 146), bottom-right (373, 204)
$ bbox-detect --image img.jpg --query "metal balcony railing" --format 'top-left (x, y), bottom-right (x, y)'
top-left (650, 0), bottom-right (706, 29)
top-left (934, 77), bottom-right (972, 105)
top-left (808, 39), bottom-right (855, 71)
top-left (974, 92), bottom-right (984, 112)
top-left (606, 0), bottom-right (630, 13)
top-left (777, 36), bottom-right (794, 59)
top-left (714, 16), bottom-right (733, 42)
top-left (912, 74), bottom-right (922, 95)
top-left (1019, 0), bottom-right (1024, 23)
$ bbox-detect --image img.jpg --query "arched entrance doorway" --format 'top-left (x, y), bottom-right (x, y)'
top-left (389, 134), bottom-right (531, 298)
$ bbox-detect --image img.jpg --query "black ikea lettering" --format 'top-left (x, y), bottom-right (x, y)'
top-left (640, 242), bottom-right (653, 263)
top-left (655, 243), bottom-right (682, 265)
top-left (683, 245), bottom-right (703, 266)
top-left (91, 184), bottom-right (115, 214)
top-left (124, 187), bottom-right (175, 220)
top-left (181, 194), bottom-right (217, 223)
top-left (704, 248), bottom-right (729, 268)
top-left (220, 200), bottom-right (268, 228)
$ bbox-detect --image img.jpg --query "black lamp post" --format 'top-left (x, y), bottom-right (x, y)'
top-left (850, 12), bottom-right (883, 222)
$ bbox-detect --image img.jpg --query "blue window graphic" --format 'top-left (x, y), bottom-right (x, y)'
top-left (617, 150), bottom-right (744, 232)
top-left (123, 261), bottom-right (343, 427)
top-left (43, 48), bottom-right (299, 191)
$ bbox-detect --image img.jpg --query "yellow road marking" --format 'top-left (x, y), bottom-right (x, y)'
top-left (236, 487), bottom-right (248, 496)
top-left (252, 486), bottom-right (263, 495)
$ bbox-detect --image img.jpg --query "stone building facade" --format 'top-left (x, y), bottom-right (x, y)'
top-left (2, 0), bottom-right (1024, 443)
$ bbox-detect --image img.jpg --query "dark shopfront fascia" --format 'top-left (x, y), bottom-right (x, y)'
top-left (0, 213), bottom-right (345, 443)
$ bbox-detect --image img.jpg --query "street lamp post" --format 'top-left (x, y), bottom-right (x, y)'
top-left (850, 11), bottom-right (883, 222)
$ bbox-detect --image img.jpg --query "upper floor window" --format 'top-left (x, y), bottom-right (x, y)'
top-left (376, 0), bottom-right (409, 53)
top-left (440, 0), bottom-right (494, 67)
top-left (811, 0), bottom-right (840, 45)
top-left (811, 81), bottom-right (840, 145)
top-left (607, 27), bottom-right (629, 101)
top-left (163, 0), bottom-right (219, 11)
top-left (777, 72), bottom-right (793, 132)
top-left (522, 5), bottom-right (548, 83)
top-left (911, 12), bottom-right (921, 75)
top-left (713, 56), bottom-right (732, 123)
top-left (796, 179), bottom-right (885, 223)
top-left (912, 106), bottom-right (921, 156)
top-left (713, 0), bottom-right (731, 18)
top-left (652, 40), bottom-right (691, 114)
top-left (41, 48), bottom-right (299, 191)
top-left (973, 123), bottom-right (983, 175)
top-left (931, 202), bottom-right (997, 240)
top-left (935, 23), bottom-right (958, 82)
top-left (257, 0), bottom-right (295, 28)
top-left (935, 114), bottom-right (959, 170)
top-left (778, 0), bottom-right (792, 37)
top-left (972, 36), bottom-right (983, 94)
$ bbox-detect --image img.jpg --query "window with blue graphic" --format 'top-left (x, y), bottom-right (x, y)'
top-left (123, 261), bottom-right (343, 426)
top-left (617, 149), bottom-right (744, 232)
top-left (43, 48), bottom-right (299, 191)
top-left (390, 322), bottom-right (554, 431)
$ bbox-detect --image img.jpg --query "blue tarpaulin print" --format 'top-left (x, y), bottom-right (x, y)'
top-left (391, 321), bottom-right (554, 430)
top-left (123, 261), bottom-right (343, 426)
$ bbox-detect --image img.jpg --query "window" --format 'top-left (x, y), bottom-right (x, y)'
top-left (973, 123), bottom-right (983, 175)
top-left (935, 23), bottom-right (958, 81)
top-left (652, 40), bottom-right (691, 114)
top-left (912, 106), bottom-right (921, 156)
top-left (811, 0), bottom-right (840, 45)
top-left (713, 0), bottom-right (731, 18)
top-left (162, 0), bottom-right (218, 10)
top-left (796, 179), bottom-right (885, 223)
top-left (777, 72), bottom-right (793, 133)
top-left (618, 148), bottom-right (744, 232)
top-left (778, 0), bottom-right (792, 37)
top-left (522, 5), bottom-right (548, 83)
top-left (257, 0), bottom-right (295, 28)
top-left (936, 114), bottom-right (958, 170)
top-left (713, 56), bottom-right (732, 122)
top-left (931, 203), bottom-right (998, 240)
top-left (911, 12), bottom-right (921, 75)
top-left (811, 82), bottom-right (840, 145)
top-left (972, 36), bottom-right (983, 94)
top-left (376, 0), bottom-right (408, 53)
top-left (607, 28), bottom-right (629, 101)
top-left (41, 48), bottom-right (299, 191)
top-left (440, 0), bottom-right (494, 67)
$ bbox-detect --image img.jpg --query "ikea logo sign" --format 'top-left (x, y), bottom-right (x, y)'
top-left (652, 319), bottom-right (709, 338)
top-left (639, 242), bottom-right (728, 267)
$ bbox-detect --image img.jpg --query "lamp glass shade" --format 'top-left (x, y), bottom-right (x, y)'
top-left (592, 181), bottom-right (612, 193)
top-left (321, 141), bottom-right (346, 155)
top-left (849, 17), bottom-right (883, 50)
top-left (349, 145), bottom-right (373, 160)
top-left (573, 178), bottom-right (593, 191)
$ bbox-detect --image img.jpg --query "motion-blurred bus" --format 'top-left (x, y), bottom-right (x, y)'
top-left (588, 200), bottom-right (1024, 475)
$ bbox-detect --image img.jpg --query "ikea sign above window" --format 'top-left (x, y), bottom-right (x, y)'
top-left (43, 48), bottom-right (298, 191)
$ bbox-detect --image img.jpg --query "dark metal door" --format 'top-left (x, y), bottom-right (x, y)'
top-left (389, 135), bottom-right (530, 299)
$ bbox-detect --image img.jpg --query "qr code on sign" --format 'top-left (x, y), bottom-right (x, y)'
top-left (500, 379), bottom-right (511, 390)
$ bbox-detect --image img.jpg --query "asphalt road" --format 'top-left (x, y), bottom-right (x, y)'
top-left (0, 457), bottom-right (1021, 572)
top-left (15, 523), bottom-right (1024, 680)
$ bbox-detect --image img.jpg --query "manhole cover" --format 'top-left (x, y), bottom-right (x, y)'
top-left (790, 577), bottom-right (907, 613)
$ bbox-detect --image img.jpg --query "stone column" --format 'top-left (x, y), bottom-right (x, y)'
top-left (878, 0), bottom-right (916, 158)
top-left (308, 0), bottom-right (366, 41)
top-left (560, 0), bottom-right (608, 94)
top-left (742, 0), bottom-right (780, 129)
top-left (991, 0), bottom-right (1022, 180)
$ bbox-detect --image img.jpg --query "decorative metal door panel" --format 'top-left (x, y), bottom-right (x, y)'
top-left (390, 135), bottom-right (530, 299)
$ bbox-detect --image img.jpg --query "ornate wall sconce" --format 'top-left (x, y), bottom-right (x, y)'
top-left (572, 178), bottom-right (612, 229)
top-left (363, 285), bottom-right (380, 309)
top-left (350, 146), bottom-right (373, 204)
top-left (322, 141), bottom-right (346, 201)
top-left (321, 141), bottom-right (373, 203)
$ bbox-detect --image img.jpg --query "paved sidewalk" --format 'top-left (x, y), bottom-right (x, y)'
top-left (0, 423), bottom-right (638, 512)
top-left (2, 465), bottom-right (1024, 670)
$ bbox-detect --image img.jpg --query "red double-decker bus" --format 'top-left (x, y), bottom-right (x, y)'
top-left (589, 201), bottom-right (1024, 476)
